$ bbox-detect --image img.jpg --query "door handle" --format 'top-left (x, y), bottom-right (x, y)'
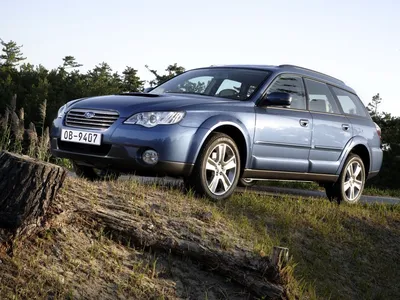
top-left (342, 124), bottom-right (350, 131)
top-left (299, 119), bottom-right (309, 127)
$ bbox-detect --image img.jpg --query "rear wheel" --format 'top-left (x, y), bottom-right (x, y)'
top-left (324, 154), bottom-right (365, 204)
top-left (185, 133), bottom-right (240, 200)
top-left (238, 178), bottom-right (257, 187)
top-left (72, 161), bottom-right (120, 181)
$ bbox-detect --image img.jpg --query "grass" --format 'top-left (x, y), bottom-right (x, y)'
top-left (1, 177), bottom-right (399, 299)
top-left (97, 179), bottom-right (400, 300)
top-left (0, 224), bottom-right (172, 299)
top-left (218, 191), bottom-right (400, 299)
top-left (0, 98), bottom-right (51, 161)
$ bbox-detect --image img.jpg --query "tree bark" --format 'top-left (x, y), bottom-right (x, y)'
top-left (81, 207), bottom-right (285, 299)
top-left (0, 151), bottom-right (66, 244)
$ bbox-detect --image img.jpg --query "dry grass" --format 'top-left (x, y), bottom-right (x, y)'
top-left (1, 177), bottom-right (399, 299)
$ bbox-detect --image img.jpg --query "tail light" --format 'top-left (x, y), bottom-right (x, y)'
top-left (374, 122), bottom-right (381, 139)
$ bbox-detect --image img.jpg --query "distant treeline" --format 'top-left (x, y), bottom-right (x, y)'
top-left (367, 96), bottom-right (400, 190)
top-left (0, 39), bottom-right (185, 129)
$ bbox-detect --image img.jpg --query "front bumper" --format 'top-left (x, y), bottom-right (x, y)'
top-left (50, 118), bottom-right (202, 177)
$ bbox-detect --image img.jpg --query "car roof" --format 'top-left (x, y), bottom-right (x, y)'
top-left (207, 64), bottom-right (356, 94)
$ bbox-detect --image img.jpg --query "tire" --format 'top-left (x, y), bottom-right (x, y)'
top-left (186, 133), bottom-right (241, 200)
top-left (324, 154), bottom-right (365, 204)
top-left (72, 161), bottom-right (120, 181)
top-left (238, 178), bottom-right (257, 187)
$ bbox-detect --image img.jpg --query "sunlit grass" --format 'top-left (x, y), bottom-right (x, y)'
top-left (1, 177), bottom-right (399, 299)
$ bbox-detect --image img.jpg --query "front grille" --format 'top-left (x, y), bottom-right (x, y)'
top-left (58, 140), bottom-right (112, 156)
top-left (65, 109), bottom-right (119, 130)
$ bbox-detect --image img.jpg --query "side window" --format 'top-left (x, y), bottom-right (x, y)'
top-left (216, 79), bottom-right (242, 98)
top-left (266, 75), bottom-right (306, 109)
top-left (331, 87), bottom-right (367, 117)
top-left (304, 79), bottom-right (340, 114)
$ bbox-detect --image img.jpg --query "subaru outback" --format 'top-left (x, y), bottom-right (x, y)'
top-left (50, 64), bottom-right (383, 203)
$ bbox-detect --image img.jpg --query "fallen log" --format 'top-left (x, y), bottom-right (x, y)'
top-left (0, 151), bottom-right (66, 245)
top-left (81, 206), bottom-right (285, 299)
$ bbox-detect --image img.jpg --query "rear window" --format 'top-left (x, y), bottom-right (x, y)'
top-left (331, 87), bottom-right (367, 117)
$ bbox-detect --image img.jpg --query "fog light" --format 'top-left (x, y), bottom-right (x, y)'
top-left (142, 150), bottom-right (159, 165)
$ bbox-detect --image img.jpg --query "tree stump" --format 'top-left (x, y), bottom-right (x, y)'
top-left (0, 151), bottom-right (66, 245)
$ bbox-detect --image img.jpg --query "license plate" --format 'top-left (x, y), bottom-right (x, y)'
top-left (61, 129), bottom-right (102, 146)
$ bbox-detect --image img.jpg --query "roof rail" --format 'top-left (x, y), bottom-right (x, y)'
top-left (278, 64), bottom-right (344, 84)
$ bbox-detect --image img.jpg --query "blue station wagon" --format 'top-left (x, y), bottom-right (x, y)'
top-left (50, 64), bottom-right (383, 203)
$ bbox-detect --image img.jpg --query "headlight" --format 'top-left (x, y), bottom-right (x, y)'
top-left (57, 99), bottom-right (82, 118)
top-left (57, 105), bottom-right (67, 118)
top-left (124, 111), bottom-right (185, 127)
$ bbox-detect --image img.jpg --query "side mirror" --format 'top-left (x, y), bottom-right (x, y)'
top-left (260, 92), bottom-right (292, 106)
top-left (143, 87), bottom-right (153, 93)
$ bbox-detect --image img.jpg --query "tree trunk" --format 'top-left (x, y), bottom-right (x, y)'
top-left (0, 151), bottom-right (66, 245)
top-left (81, 207), bottom-right (284, 299)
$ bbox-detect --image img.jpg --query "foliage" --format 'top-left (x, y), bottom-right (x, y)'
top-left (366, 96), bottom-right (400, 190)
top-left (145, 63), bottom-right (185, 87)
top-left (0, 39), bottom-right (26, 68)
top-left (366, 93), bottom-right (382, 117)
top-left (0, 38), bottom-right (185, 130)
top-left (0, 94), bottom-right (48, 160)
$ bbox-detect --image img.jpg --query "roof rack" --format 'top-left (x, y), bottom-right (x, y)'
top-left (278, 64), bottom-right (344, 84)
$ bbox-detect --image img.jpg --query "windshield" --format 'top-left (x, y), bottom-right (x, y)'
top-left (149, 68), bottom-right (271, 100)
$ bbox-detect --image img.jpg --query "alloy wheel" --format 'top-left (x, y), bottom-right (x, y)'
top-left (205, 143), bottom-right (237, 195)
top-left (343, 160), bottom-right (364, 202)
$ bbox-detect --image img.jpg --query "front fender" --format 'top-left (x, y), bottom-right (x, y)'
top-left (186, 115), bottom-right (254, 168)
top-left (336, 136), bottom-right (372, 175)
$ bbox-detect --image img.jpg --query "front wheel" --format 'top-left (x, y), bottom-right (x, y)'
top-left (72, 161), bottom-right (120, 181)
top-left (325, 154), bottom-right (365, 204)
top-left (186, 133), bottom-right (240, 200)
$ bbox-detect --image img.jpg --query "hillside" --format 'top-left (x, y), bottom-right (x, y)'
top-left (1, 177), bottom-right (399, 299)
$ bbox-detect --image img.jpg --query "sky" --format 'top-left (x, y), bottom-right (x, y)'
top-left (1, 0), bottom-right (400, 115)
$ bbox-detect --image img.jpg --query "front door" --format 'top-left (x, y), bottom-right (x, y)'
top-left (253, 74), bottom-right (312, 172)
top-left (304, 78), bottom-right (353, 174)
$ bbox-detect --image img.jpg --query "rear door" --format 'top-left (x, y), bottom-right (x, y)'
top-left (253, 74), bottom-right (312, 172)
top-left (304, 78), bottom-right (352, 174)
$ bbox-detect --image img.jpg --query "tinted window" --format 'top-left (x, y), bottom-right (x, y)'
top-left (266, 75), bottom-right (306, 109)
top-left (150, 68), bottom-right (271, 100)
top-left (331, 87), bottom-right (367, 117)
top-left (304, 79), bottom-right (340, 114)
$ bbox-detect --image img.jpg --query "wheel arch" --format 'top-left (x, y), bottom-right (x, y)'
top-left (349, 144), bottom-right (370, 175)
top-left (337, 137), bottom-right (371, 176)
top-left (189, 117), bottom-right (252, 172)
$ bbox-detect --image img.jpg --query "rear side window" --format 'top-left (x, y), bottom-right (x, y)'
top-left (304, 79), bottom-right (340, 114)
top-left (331, 87), bottom-right (367, 117)
top-left (267, 75), bottom-right (306, 109)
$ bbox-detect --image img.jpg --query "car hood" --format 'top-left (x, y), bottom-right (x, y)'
top-left (68, 93), bottom-right (239, 117)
